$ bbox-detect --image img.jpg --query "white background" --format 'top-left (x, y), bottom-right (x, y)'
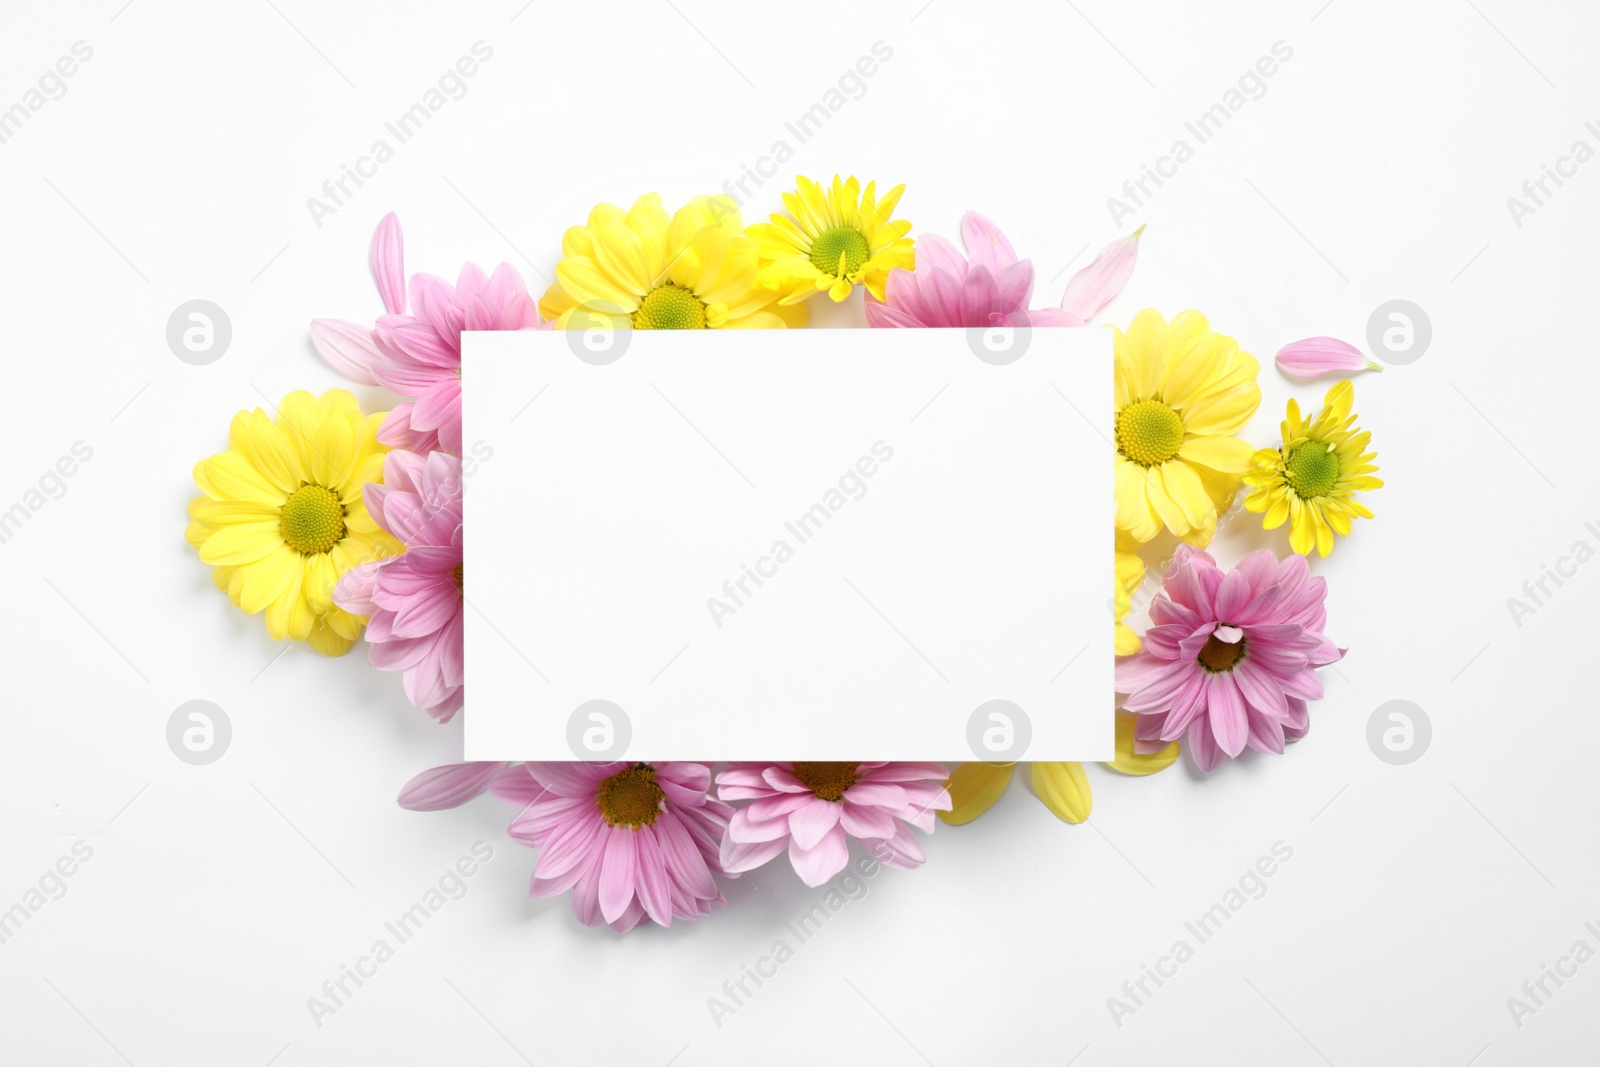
top-left (1, 1), bottom-right (1597, 1064)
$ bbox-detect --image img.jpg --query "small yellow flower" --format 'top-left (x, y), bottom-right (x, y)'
top-left (746, 175), bottom-right (914, 304)
top-left (1244, 380), bottom-right (1382, 557)
top-left (1113, 309), bottom-right (1261, 547)
top-left (185, 389), bottom-right (401, 656)
top-left (939, 717), bottom-right (1178, 825)
top-left (539, 193), bottom-right (803, 331)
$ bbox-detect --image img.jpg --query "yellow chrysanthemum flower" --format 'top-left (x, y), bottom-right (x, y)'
top-left (939, 717), bottom-right (1179, 825)
top-left (538, 193), bottom-right (804, 331)
top-left (1244, 380), bottom-right (1382, 557)
top-left (1115, 533), bottom-right (1146, 656)
top-left (185, 389), bottom-right (401, 656)
top-left (747, 174), bottom-right (914, 304)
top-left (1113, 309), bottom-right (1262, 546)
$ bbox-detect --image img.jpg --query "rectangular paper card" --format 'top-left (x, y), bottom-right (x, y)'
top-left (463, 326), bottom-right (1112, 761)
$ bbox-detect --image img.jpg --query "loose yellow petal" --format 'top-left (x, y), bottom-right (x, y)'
top-left (1030, 761), bottom-right (1093, 823)
top-left (939, 762), bottom-right (1015, 825)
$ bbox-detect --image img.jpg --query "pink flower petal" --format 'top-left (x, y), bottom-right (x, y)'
top-left (788, 824), bottom-right (849, 887)
top-left (788, 798), bottom-right (841, 850)
top-left (1208, 672), bottom-right (1249, 758)
top-left (1059, 225), bottom-right (1143, 322)
top-left (1274, 336), bottom-right (1380, 379)
top-left (597, 825), bottom-right (637, 924)
top-left (396, 761), bottom-right (506, 811)
top-left (370, 213), bottom-right (406, 316)
top-left (961, 211), bottom-right (1018, 274)
top-left (310, 318), bottom-right (383, 386)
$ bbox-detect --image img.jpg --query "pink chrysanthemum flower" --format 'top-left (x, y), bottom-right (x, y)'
top-left (716, 762), bottom-right (951, 887)
top-left (864, 211), bottom-right (1140, 329)
top-left (494, 762), bottom-right (731, 932)
top-left (1115, 546), bottom-right (1344, 772)
top-left (311, 213), bottom-right (539, 454)
top-left (333, 450), bottom-right (464, 721)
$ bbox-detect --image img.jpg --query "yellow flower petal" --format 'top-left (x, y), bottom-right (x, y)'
top-left (197, 521), bottom-right (282, 566)
top-left (1030, 761), bottom-right (1093, 823)
top-left (1104, 714), bottom-right (1180, 775)
top-left (939, 762), bottom-right (1015, 825)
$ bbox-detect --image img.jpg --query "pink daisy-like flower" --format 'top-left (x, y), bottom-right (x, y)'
top-left (716, 762), bottom-right (951, 887)
top-left (333, 450), bottom-right (464, 721)
top-left (493, 762), bottom-right (731, 932)
top-left (1115, 546), bottom-right (1344, 772)
top-left (311, 212), bottom-right (539, 454)
top-left (864, 211), bottom-right (1140, 329)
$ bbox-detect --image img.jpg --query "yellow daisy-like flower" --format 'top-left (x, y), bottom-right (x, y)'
top-left (538, 193), bottom-right (804, 331)
top-left (1113, 309), bottom-right (1262, 547)
top-left (747, 174), bottom-right (914, 304)
top-left (939, 716), bottom-right (1179, 826)
top-left (1244, 380), bottom-right (1382, 557)
top-left (1115, 533), bottom-right (1146, 656)
top-left (185, 389), bottom-right (401, 656)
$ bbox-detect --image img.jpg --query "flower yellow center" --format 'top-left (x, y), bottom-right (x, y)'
top-left (1284, 443), bottom-right (1341, 499)
top-left (451, 563), bottom-right (463, 591)
top-left (596, 765), bottom-right (665, 828)
top-left (631, 283), bottom-right (707, 329)
top-left (1115, 399), bottom-right (1185, 467)
top-left (792, 761), bottom-right (860, 802)
top-left (809, 226), bottom-right (871, 277)
top-left (279, 484), bottom-right (346, 554)
top-left (1197, 633), bottom-right (1246, 673)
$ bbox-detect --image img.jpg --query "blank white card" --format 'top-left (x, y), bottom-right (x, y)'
top-left (463, 326), bottom-right (1111, 761)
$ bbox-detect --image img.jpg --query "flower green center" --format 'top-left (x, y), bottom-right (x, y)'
top-left (596, 765), bottom-right (665, 828)
top-left (809, 226), bottom-right (872, 277)
top-left (279, 484), bottom-right (346, 555)
top-left (792, 761), bottom-right (860, 802)
top-left (1197, 633), bottom-right (1245, 673)
top-left (1284, 443), bottom-right (1341, 499)
top-left (1115, 399), bottom-right (1185, 467)
top-left (631, 283), bottom-right (707, 329)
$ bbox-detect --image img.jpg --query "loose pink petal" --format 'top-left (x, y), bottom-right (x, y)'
top-left (397, 761), bottom-right (507, 811)
top-left (1274, 336), bottom-right (1382, 379)
top-left (1022, 307), bottom-right (1086, 327)
top-left (370, 213), bottom-right (406, 315)
top-left (310, 318), bottom-right (383, 386)
top-left (1059, 225), bottom-right (1143, 322)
